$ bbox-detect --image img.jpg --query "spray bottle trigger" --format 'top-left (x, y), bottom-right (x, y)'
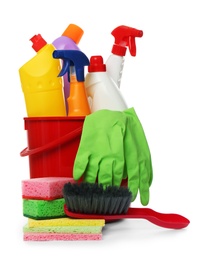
top-left (128, 36), bottom-right (137, 56)
top-left (58, 60), bottom-right (70, 77)
top-left (53, 50), bottom-right (89, 82)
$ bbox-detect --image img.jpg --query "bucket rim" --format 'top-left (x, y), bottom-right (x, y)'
top-left (23, 116), bottom-right (86, 121)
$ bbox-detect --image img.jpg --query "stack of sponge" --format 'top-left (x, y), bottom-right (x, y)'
top-left (23, 217), bottom-right (105, 241)
top-left (22, 177), bottom-right (105, 241)
top-left (22, 177), bottom-right (72, 220)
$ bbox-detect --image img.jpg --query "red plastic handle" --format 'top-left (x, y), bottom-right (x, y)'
top-left (64, 205), bottom-right (190, 229)
top-left (20, 126), bottom-right (83, 157)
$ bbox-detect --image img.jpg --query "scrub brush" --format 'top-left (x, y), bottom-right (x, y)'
top-left (63, 182), bottom-right (190, 229)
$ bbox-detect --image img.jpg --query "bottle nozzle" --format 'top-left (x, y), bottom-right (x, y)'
top-left (111, 25), bottom-right (143, 56)
top-left (30, 34), bottom-right (47, 52)
top-left (53, 50), bottom-right (89, 81)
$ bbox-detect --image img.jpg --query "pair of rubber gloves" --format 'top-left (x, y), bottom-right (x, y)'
top-left (73, 107), bottom-right (153, 206)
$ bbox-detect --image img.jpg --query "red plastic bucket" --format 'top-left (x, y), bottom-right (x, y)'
top-left (20, 116), bottom-right (84, 178)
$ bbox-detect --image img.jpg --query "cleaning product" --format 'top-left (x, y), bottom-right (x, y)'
top-left (23, 232), bottom-right (102, 241)
top-left (52, 24), bottom-right (84, 111)
top-left (23, 224), bottom-right (103, 234)
top-left (20, 116), bottom-right (84, 179)
top-left (106, 25), bottom-right (143, 88)
top-left (72, 108), bottom-right (153, 205)
top-left (84, 55), bottom-right (128, 112)
top-left (23, 198), bottom-right (66, 219)
top-left (53, 50), bottom-right (91, 116)
top-left (28, 217), bottom-right (105, 227)
top-left (23, 217), bottom-right (105, 241)
top-left (19, 34), bottom-right (66, 117)
top-left (63, 182), bottom-right (190, 229)
top-left (22, 177), bottom-right (76, 200)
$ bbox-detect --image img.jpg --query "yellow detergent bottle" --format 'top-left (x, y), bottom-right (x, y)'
top-left (19, 34), bottom-right (66, 117)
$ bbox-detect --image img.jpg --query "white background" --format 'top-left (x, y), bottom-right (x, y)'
top-left (0, 0), bottom-right (200, 259)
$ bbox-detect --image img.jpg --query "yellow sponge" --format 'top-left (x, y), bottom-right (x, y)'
top-left (28, 217), bottom-right (105, 227)
top-left (23, 224), bottom-right (103, 234)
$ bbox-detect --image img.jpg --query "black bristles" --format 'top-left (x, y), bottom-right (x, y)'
top-left (62, 182), bottom-right (132, 215)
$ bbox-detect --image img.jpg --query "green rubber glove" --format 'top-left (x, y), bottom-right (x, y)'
top-left (73, 108), bottom-right (153, 206)
top-left (123, 107), bottom-right (153, 205)
top-left (73, 110), bottom-right (129, 187)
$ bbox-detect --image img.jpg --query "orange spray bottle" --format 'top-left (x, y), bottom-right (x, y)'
top-left (53, 50), bottom-right (91, 116)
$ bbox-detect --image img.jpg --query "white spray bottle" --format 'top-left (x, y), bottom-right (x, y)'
top-left (85, 25), bottom-right (143, 112)
top-left (106, 25), bottom-right (143, 88)
top-left (85, 55), bottom-right (128, 112)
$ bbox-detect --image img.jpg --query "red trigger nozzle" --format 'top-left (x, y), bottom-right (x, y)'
top-left (111, 25), bottom-right (143, 56)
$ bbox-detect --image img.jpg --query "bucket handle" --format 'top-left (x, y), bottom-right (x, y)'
top-left (20, 126), bottom-right (83, 157)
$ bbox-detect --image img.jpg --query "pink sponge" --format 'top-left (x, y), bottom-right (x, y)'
top-left (24, 232), bottom-right (102, 241)
top-left (22, 177), bottom-right (75, 200)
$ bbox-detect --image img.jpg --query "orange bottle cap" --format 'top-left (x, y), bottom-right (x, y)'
top-left (62, 24), bottom-right (84, 44)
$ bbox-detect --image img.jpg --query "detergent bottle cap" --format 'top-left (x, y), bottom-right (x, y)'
top-left (62, 24), bottom-right (84, 44)
top-left (53, 50), bottom-right (89, 81)
top-left (88, 56), bottom-right (106, 72)
top-left (30, 34), bottom-right (47, 52)
top-left (111, 25), bottom-right (143, 56)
